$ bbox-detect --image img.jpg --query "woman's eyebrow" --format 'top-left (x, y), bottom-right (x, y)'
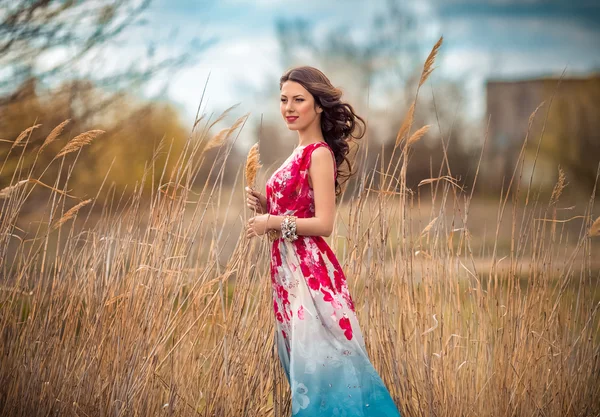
top-left (280, 94), bottom-right (304, 98)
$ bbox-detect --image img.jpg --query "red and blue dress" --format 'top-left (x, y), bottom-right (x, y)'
top-left (265, 141), bottom-right (402, 416)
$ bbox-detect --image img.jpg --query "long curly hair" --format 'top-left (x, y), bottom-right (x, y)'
top-left (279, 66), bottom-right (366, 198)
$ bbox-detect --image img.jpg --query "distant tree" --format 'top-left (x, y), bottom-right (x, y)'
top-left (0, 0), bottom-right (214, 122)
top-left (0, 78), bottom-right (190, 204)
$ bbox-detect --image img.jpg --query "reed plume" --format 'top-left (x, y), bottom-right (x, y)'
top-left (407, 125), bottom-right (430, 147)
top-left (41, 119), bottom-right (71, 151)
top-left (11, 124), bottom-right (42, 149)
top-left (52, 199), bottom-right (92, 230)
top-left (419, 36), bottom-right (443, 87)
top-left (207, 103), bottom-right (240, 130)
top-left (590, 216), bottom-right (600, 237)
top-left (55, 130), bottom-right (105, 159)
top-left (203, 113), bottom-right (249, 154)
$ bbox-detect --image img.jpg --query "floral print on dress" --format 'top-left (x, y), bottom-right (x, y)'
top-left (265, 142), bottom-right (402, 416)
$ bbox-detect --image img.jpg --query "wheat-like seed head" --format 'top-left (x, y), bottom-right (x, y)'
top-left (407, 125), bottom-right (430, 147)
top-left (52, 199), bottom-right (92, 230)
top-left (11, 124), bottom-right (42, 149)
top-left (589, 216), bottom-right (600, 237)
top-left (419, 36), bottom-right (443, 88)
top-left (55, 130), bottom-right (105, 159)
top-left (550, 166), bottom-right (566, 206)
top-left (245, 143), bottom-right (262, 189)
top-left (41, 119), bottom-right (71, 151)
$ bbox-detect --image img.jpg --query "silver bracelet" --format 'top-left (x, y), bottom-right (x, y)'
top-left (281, 215), bottom-right (298, 242)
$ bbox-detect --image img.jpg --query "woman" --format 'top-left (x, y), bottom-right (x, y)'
top-left (245, 66), bottom-right (401, 416)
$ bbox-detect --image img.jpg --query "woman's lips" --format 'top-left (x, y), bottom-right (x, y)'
top-left (286, 116), bottom-right (298, 123)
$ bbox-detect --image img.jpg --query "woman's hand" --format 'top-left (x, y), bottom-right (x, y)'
top-left (245, 186), bottom-right (267, 214)
top-left (246, 213), bottom-right (269, 239)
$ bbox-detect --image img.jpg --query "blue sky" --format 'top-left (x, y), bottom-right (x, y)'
top-left (137, 0), bottom-right (600, 124)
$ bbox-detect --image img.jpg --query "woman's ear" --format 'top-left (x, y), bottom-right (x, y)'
top-left (317, 106), bottom-right (323, 114)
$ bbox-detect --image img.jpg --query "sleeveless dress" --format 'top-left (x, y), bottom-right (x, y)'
top-left (265, 141), bottom-right (402, 416)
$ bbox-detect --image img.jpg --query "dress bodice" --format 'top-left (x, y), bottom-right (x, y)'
top-left (265, 141), bottom-right (337, 219)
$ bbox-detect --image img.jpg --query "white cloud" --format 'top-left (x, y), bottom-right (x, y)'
top-left (163, 34), bottom-right (281, 123)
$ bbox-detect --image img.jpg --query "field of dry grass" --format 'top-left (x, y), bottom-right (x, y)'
top-left (1, 38), bottom-right (599, 416)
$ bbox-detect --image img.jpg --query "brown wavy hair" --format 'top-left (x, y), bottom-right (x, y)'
top-left (279, 66), bottom-right (366, 198)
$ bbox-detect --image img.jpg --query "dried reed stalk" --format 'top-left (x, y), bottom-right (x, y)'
top-left (418, 175), bottom-right (464, 191)
top-left (395, 102), bottom-right (415, 148)
top-left (0, 178), bottom-right (76, 199)
top-left (0, 179), bottom-right (29, 199)
top-left (420, 216), bottom-right (439, 236)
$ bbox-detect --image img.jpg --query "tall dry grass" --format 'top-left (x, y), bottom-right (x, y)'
top-left (1, 38), bottom-right (599, 417)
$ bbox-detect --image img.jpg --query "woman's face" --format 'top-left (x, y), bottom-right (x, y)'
top-left (280, 80), bottom-right (321, 132)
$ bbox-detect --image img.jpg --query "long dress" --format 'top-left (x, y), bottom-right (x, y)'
top-left (265, 141), bottom-right (402, 416)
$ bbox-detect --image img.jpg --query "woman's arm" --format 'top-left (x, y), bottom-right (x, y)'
top-left (267, 147), bottom-right (336, 237)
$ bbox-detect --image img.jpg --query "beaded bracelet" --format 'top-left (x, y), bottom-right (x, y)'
top-left (281, 215), bottom-right (298, 242)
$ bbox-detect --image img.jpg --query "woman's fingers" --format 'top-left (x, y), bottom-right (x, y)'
top-left (246, 187), bottom-right (260, 210)
top-left (246, 224), bottom-right (255, 238)
top-left (245, 187), bottom-right (264, 213)
top-left (245, 187), bottom-right (262, 200)
top-left (246, 197), bottom-right (260, 211)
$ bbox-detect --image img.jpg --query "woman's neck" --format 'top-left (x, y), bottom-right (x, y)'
top-left (297, 118), bottom-right (325, 147)
top-left (298, 125), bottom-right (325, 147)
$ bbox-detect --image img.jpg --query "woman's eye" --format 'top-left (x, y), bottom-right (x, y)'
top-left (296, 99), bottom-right (304, 102)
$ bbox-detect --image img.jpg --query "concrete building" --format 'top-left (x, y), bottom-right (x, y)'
top-left (484, 74), bottom-right (600, 193)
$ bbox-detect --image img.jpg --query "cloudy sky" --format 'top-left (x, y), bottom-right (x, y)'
top-left (138, 0), bottom-right (600, 123)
